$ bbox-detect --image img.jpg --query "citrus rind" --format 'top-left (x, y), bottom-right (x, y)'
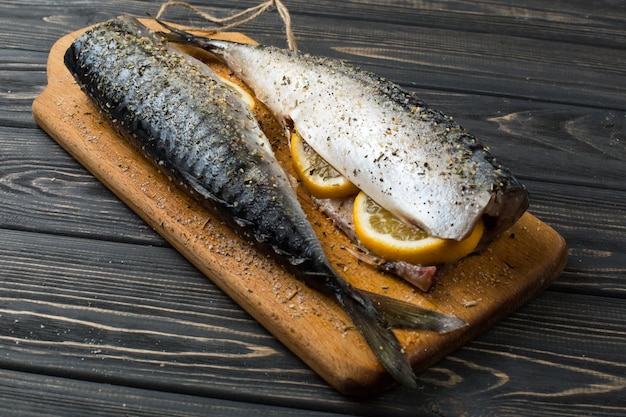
top-left (353, 191), bottom-right (484, 265)
top-left (218, 76), bottom-right (256, 110)
top-left (290, 130), bottom-right (359, 199)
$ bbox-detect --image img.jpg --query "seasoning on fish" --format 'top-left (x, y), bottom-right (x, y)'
top-left (64, 16), bottom-right (468, 389)
top-left (157, 19), bottom-right (529, 242)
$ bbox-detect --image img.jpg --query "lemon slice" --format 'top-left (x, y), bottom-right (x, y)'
top-left (218, 76), bottom-right (256, 110)
top-left (353, 192), bottom-right (484, 265)
top-left (290, 130), bottom-right (359, 199)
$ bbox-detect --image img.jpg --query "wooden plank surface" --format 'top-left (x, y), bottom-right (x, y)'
top-left (31, 18), bottom-right (566, 395)
top-left (1, 0), bottom-right (625, 415)
top-left (0, 368), bottom-right (345, 417)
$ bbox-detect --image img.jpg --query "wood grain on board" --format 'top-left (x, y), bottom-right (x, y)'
top-left (32, 18), bottom-right (567, 394)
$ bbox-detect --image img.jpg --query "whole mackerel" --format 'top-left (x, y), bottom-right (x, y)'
top-left (158, 20), bottom-right (529, 241)
top-left (63, 16), bottom-right (467, 389)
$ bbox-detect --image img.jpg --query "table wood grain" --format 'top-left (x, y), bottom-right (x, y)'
top-left (1, 0), bottom-right (625, 415)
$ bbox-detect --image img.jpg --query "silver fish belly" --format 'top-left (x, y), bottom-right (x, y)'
top-left (158, 23), bottom-right (529, 241)
top-left (64, 16), bottom-right (468, 390)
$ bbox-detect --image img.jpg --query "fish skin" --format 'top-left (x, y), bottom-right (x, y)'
top-left (63, 16), bottom-right (468, 390)
top-left (158, 21), bottom-right (529, 241)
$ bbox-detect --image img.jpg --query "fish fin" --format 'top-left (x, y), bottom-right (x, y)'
top-left (156, 30), bottom-right (193, 45)
top-left (362, 290), bottom-right (468, 333)
top-left (340, 288), bottom-right (419, 389)
top-left (178, 171), bottom-right (260, 231)
top-left (153, 17), bottom-right (218, 50)
top-left (178, 171), bottom-right (231, 207)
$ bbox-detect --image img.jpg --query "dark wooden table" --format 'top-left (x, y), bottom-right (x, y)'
top-left (2, 1), bottom-right (625, 415)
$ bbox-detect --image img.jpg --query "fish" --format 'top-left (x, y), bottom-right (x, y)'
top-left (63, 16), bottom-right (468, 389)
top-left (156, 19), bottom-right (529, 242)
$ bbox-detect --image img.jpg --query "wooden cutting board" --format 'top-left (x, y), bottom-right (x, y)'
top-left (32, 18), bottom-right (567, 395)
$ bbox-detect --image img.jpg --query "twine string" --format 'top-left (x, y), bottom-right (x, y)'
top-left (155, 0), bottom-right (298, 50)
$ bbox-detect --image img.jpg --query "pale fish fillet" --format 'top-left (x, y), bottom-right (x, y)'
top-left (158, 21), bottom-right (529, 241)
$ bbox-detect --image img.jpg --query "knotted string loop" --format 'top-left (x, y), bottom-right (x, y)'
top-left (155, 0), bottom-right (298, 50)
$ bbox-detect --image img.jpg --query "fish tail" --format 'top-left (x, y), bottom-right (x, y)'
top-left (336, 281), bottom-right (467, 388)
top-left (361, 289), bottom-right (469, 333)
